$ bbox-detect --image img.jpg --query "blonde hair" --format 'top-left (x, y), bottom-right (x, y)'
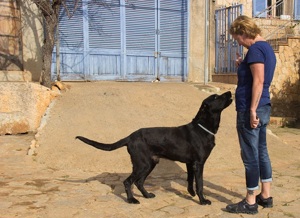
top-left (229, 15), bottom-right (261, 39)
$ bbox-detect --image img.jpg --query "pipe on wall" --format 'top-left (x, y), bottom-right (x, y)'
top-left (204, 0), bottom-right (209, 84)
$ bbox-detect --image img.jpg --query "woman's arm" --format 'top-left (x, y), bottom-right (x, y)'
top-left (250, 63), bottom-right (264, 128)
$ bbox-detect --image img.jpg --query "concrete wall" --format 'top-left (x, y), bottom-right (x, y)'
top-left (188, 0), bottom-right (215, 83)
top-left (20, 1), bottom-right (44, 82)
top-left (0, 1), bottom-right (44, 82)
top-left (0, 0), bottom-right (43, 81)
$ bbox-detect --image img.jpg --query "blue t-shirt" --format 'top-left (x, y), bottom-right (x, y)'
top-left (235, 41), bottom-right (276, 112)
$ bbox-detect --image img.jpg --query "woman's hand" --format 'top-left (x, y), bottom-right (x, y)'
top-left (235, 53), bottom-right (242, 67)
top-left (250, 111), bottom-right (260, 128)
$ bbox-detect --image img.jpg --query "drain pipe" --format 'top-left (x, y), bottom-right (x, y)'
top-left (56, 22), bottom-right (61, 81)
top-left (204, 0), bottom-right (209, 84)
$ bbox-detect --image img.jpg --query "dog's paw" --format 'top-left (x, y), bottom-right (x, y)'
top-left (145, 193), bottom-right (155, 198)
top-left (200, 199), bottom-right (212, 205)
top-left (127, 197), bottom-right (140, 204)
top-left (187, 187), bottom-right (196, 197)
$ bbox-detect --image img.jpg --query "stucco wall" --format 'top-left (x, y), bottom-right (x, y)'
top-left (20, 1), bottom-right (43, 82)
top-left (188, 0), bottom-right (215, 83)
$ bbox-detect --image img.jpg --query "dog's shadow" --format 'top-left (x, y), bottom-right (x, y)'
top-left (65, 159), bottom-right (243, 205)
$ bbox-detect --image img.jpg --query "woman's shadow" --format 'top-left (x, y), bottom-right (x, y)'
top-left (65, 159), bottom-right (243, 205)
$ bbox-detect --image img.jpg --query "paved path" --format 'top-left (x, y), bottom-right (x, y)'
top-left (0, 82), bottom-right (299, 218)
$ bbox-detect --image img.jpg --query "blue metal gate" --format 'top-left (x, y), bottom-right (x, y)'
top-left (51, 0), bottom-right (188, 81)
top-left (215, 4), bottom-right (243, 74)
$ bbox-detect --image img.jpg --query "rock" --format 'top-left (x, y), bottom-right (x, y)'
top-left (0, 116), bottom-right (30, 135)
top-left (29, 140), bottom-right (37, 149)
top-left (0, 82), bottom-right (59, 135)
top-left (51, 81), bottom-right (71, 92)
top-left (27, 147), bottom-right (36, 156)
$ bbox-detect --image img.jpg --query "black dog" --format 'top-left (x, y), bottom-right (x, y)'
top-left (76, 91), bottom-right (232, 205)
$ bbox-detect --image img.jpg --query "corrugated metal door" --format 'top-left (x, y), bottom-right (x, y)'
top-left (53, 0), bottom-right (84, 79)
top-left (51, 0), bottom-right (187, 81)
top-left (159, 0), bottom-right (187, 81)
top-left (124, 0), bottom-right (156, 80)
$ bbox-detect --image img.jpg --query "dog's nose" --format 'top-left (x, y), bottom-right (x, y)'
top-left (223, 91), bottom-right (232, 98)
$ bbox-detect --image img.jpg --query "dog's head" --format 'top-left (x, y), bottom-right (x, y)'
top-left (193, 91), bottom-right (232, 133)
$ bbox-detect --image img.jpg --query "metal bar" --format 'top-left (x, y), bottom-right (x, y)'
top-left (83, 0), bottom-right (89, 79)
top-left (120, 0), bottom-right (126, 79)
top-left (204, 0), bottom-right (209, 84)
top-left (215, 4), bottom-right (243, 74)
top-left (56, 22), bottom-right (60, 81)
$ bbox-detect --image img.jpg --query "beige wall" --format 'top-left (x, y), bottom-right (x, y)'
top-left (20, 1), bottom-right (43, 82)
top-left (188, 0), bottom-right (216, 83)
top-left (1, 1), bottom-right (44, 82)
top-left (188, 0), bottom-right (204, 82)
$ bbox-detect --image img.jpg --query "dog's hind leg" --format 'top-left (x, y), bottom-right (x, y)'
top-left (186, 163), bottom-right (196, 196)
top-left (123, 159), bottom-right (156, 203)
top-left (193, 162), bottom-right (211, 205)
top-left (134, 161), bottom-right (156, 199)
top-left (123, 175), bottom-right (140, 204)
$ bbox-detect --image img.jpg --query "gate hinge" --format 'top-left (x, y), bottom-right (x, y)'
top-left (154, 51), bottom-right (161, 58)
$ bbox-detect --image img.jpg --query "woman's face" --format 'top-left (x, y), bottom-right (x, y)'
top-left (232, 34), bottom-right (250, 48)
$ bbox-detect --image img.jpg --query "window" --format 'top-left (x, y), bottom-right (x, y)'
top-left (275, 0), bottom-right (283, 17)
top-left (253, 0), bottom-right (285, 18)
top-left (295, 0), bottom-right (300, 20)
top-left (253, 0), bottom-right (268, 17)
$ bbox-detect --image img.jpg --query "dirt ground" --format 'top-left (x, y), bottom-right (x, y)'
top-left (0, 81), bottom-right (299, 218)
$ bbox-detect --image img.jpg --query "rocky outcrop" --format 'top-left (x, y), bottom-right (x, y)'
top-left (0, 82), bottom-right (59, 135)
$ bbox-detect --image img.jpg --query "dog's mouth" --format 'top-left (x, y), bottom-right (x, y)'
top-left (222, 91), bottom-right (233, 107)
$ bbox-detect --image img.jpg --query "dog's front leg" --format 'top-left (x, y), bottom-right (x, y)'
top-left (186, 163), bottom-right (195, 196)
top-left (193, 162), bottom-right (211, 205)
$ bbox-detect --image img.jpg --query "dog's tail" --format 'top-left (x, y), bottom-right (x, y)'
top-left (75, 136), bottom-right (127, 151)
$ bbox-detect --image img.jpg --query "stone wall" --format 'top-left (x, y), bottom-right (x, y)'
top-left (0, 82), bottom-right (59, 135)
top-left (271, 37), bottom-right (300, 122)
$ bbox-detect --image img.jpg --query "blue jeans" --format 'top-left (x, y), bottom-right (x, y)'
top-left (236, 104), bottom-right (272, 190)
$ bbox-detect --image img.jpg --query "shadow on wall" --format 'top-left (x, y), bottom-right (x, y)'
top-left (271, 59), bottom-right (300, 128)
top-left (25, 58), bottom-right (41, 81)
top-left (20, 1), bottom-right (43, 82)
top-left (0, 1), bottom-right (23, 71)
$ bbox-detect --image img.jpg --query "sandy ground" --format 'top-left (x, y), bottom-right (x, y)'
top-left (0, 81), bottom-right (299, 218)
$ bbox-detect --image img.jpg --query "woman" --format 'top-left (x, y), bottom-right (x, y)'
top-left (226, 15), bottom-right (276, 214)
